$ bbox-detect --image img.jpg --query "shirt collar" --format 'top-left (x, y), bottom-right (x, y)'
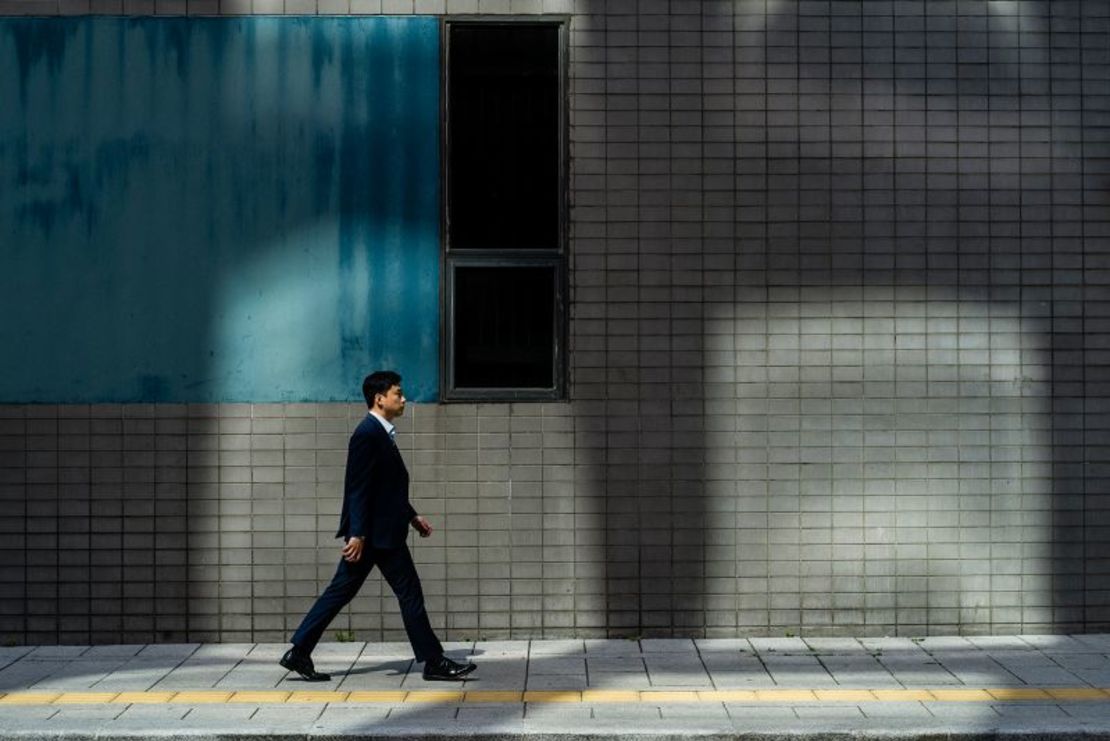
top-left (369, 411), bottom-right (396, 438)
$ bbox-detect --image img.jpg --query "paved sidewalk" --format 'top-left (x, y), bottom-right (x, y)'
top-left (2, 635), bottom-right (1110, 739)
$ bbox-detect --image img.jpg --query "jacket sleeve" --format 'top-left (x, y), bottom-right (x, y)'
top-left (344, 429), bottom-right (378, 539)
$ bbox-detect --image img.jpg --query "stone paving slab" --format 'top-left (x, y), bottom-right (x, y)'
top-left (640, 640), bottom-right (697, 654)
top-left (138, 644), bottom-right (202, 659)
top-left (81, 646), bottom-right (145, 659)
top-left (528, 640), bottom-right (585, 655)
top-left (1, 636), bottom-right (1110, 738)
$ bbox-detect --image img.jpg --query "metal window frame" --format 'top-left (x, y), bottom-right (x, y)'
top-left (441, 17), bottom-right (569, 402)
top-left (444, 255), bottom-right (565, 402)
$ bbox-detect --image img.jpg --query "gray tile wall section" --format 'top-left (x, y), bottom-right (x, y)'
top-left (2, 0), bottom-right (1109, 643)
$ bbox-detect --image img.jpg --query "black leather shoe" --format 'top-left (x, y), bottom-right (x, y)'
top-left (422, 655), bottom-right (476, 681)
top-left (280, 648), bottom-right (331, 682)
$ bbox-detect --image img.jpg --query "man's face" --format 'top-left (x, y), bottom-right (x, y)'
top-left (376, 385), bottom-right (406, 420)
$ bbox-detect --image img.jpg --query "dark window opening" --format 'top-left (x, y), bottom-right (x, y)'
top-left (447, 24), bottom-right (560, 251)
top-left (453, 266), bottom-right (556, 389)
top-left (444, 19), bottom-right (565, 401)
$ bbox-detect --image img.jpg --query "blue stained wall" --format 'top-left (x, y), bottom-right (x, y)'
top-left (0, 17), bottom-right (441, 402)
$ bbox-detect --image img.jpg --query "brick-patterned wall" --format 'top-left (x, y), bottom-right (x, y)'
top-left (2, 0), bottom-right (1110, 642)
top-left (0, 402), bottom-right (580, 644)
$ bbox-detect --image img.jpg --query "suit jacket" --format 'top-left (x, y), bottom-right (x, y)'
top-left (336, 413), bottom-right (416, 549)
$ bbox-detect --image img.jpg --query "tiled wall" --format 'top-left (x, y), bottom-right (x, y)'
top-left (3, 0), bottom-right (1110, 642)
top-left (0, 402), bottom-right (581, 644)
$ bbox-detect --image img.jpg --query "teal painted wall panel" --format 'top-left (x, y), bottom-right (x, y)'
top-left (0, 18), bottom-right (440, 402)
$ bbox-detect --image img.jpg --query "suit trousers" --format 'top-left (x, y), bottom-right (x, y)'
top-left (291, 543), bottom-right (443, 663)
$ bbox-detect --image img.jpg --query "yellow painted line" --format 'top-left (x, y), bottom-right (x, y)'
top-left (112, 692), bottom-right (176, 704)
top-left (987, 688), bottom-right (1052, 701)
top-left (523, 690), bottom-right (582, 703)
top-left (405, 690), bottom-right (464, 703)
top-left (169, 691), bottom-right (233, 704)
top-left (698, 690), bottom-right (758, 702)
top-left (287, 691), bottom-right (349, 703)
top-left (53, 692), bottom-right (120, 704)
top-left (228, 691), bottom-right (291, 704)
top-left (1047, 688), bottom-right (1110, 700)
top-left (582, 690), bottom-right (641, 703)
top-left (641, 691), bottom-right (700, 703)
top-left (755, 689), bottom-right (818, 702)
top-left (0, 687), bottom-right (1106, 706)
top-left (814, 690), bottom-right (877, 702)
top-left (929, 689), bottom-right (993, 702)
top-left (872, 689), bottom-right (934, 702)
top-left (0, 692), bottom-right (62, 705)
top-left (463, 691), bottom-right (524, 703)
top-left (348, 691), bottom-right (408, 703)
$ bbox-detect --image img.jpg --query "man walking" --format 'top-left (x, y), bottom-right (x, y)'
top-left (280, 370), bottom-right (476, 682)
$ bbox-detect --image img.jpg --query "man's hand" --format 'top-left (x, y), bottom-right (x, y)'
top-left (341, 536), bottom-right (364, 563)
top-left (411, 515), bottom-right (433, 538)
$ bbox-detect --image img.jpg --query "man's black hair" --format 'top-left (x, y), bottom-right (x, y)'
top-left (362, 370), bottom-right (402, 408)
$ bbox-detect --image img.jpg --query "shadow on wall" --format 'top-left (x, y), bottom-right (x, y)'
top-left (571, 0), bottom-right (1108, 636)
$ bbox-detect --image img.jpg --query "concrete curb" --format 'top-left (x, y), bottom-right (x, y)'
top-left (5, 729), bottom-right (1110, 741)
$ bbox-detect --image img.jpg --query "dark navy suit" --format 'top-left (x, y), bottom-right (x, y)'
top-left (291, 414), bottom-right (443, 662)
